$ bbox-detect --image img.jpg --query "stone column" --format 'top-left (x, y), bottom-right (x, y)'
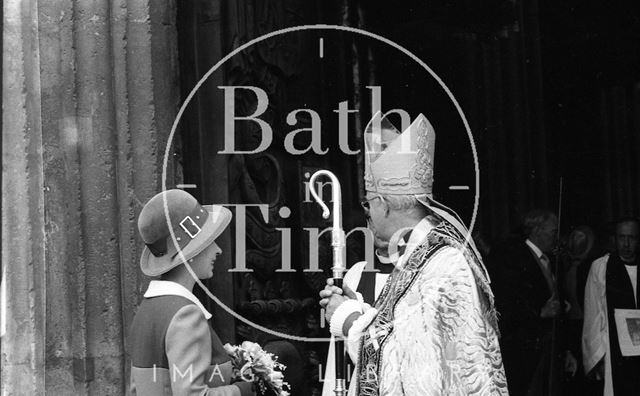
top-left (2, 0), bottom-right (180, 394)
top-left (2, 0), bottom-right (47, 392)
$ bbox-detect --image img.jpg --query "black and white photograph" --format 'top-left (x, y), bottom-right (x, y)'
top-left (3, 0), bottom-right (640, 395)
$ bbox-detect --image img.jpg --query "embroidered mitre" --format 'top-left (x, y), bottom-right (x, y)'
top-left (364, 112), bottom-right (435, 196)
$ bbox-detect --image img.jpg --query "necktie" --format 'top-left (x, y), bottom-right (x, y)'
top-left (539, 254), bottom-right (557, 295)
top-left (540, 254), bottom-right (550, 271)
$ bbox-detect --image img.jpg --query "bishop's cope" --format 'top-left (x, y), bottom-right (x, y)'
top-left (319, 112), bottom-right (509, 395)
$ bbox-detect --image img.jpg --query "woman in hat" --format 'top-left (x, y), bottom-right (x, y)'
top-left (129, 189), bottom-right (254, 396)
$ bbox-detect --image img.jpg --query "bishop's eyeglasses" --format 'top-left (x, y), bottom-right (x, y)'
top-left (360, 195), bottom-right (384, 212)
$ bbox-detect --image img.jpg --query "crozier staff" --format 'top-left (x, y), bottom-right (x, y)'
top-left (129, 189), bottom-right (254, 396)
top-left (308, 170), bottom-right (348, 396)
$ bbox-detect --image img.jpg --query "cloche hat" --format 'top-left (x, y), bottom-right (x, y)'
top-left (137, 189), bottom-right (232, 276)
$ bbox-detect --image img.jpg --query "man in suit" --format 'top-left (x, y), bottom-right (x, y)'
top-left (491, 209), bottom-right (563, 396)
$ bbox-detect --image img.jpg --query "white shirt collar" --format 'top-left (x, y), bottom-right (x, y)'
top-left (144, 280), bottom-right (212, 320)
top-left (525, 239), bottom-right (544, 259)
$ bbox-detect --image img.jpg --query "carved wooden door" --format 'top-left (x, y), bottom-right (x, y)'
top-left (176, 1), bottom-right (365, 394)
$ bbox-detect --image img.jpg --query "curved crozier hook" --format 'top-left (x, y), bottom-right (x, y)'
top-left (308, 169), bottom-right (346, 280)
top-left (308, 170), bottom-right (335, 219)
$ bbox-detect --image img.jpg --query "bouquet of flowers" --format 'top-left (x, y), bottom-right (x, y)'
top-left (223, 341), bottom-right (291, 396)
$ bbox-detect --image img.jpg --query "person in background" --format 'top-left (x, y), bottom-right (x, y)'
top-left (129, 189), bottom-right (254, 396)
top-left (563, 226), bottom-right (598, 395)
top-left (583, 217), bottom-right (640, 396)
top-left (491, 209), bottom-right (567, 395)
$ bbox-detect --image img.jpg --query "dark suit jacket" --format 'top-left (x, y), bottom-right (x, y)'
top-left (490, 240), bottom-right (558, 395)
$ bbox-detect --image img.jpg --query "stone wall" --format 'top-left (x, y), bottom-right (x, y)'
top-left (2, 0), bottom-right (180, 393)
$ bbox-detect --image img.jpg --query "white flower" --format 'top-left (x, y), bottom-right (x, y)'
top-left (240, 341), bottom-right (263, 356)
top-left (223, 343), bottom-right (238, 355)
top-left (269, 371), bottom-right (284, 382)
